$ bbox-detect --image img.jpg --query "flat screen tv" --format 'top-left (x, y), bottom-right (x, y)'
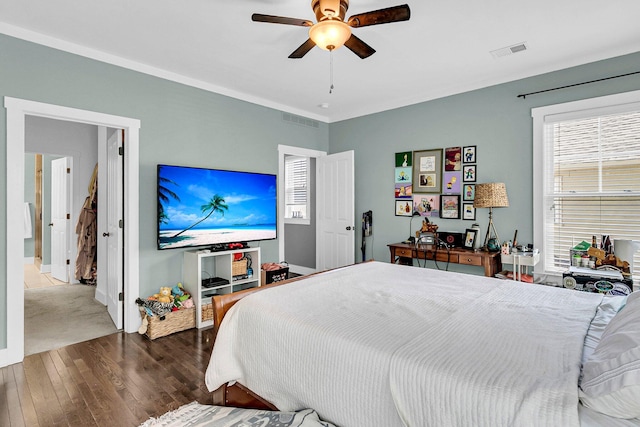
top-left (157, 164), bottom-right (277, 250)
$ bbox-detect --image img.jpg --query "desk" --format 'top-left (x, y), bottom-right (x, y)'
top-left (388, 242), bottom-right (501, 278)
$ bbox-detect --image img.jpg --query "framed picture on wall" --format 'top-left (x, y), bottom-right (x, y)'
top-left (395, 167), bottom-right (412, 183)
top-left (413, 149), bottom-right (443, 193)
top-left (395, 183), bottom-right (412, 199)
top-left (463, 184), bottom-right (475, 201)
top-left (463, 146), bottom-right (476, 163)
top-left (412, 194), bottom-right (440, 217)
top-left (463, 165), bottom-right (477, 182)
top-left (442, 171), bottom-right (462, 194)
top-left (440, 194), bottom-right (461, 219)
top-left (444, 146), bottom-right (462, 171)
top-left (395, 200), bottom-right (413, 217)
top-left (462, 203), bottom-right (476, 220)
top-left (395, 151), bottom-right (412, 167)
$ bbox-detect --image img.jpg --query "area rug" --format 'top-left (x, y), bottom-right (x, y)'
top-left (139, 401), bottom-right (336, 427)
top-left (24, 284), bottom-right (118, 355)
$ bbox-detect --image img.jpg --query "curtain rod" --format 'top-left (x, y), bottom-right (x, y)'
top-left (517, 70), bottom-right (640, 99)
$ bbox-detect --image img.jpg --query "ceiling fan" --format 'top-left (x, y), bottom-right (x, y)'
top-left (252, 0), bottom-right (411, 59)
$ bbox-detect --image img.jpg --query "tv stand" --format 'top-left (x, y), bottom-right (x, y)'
top-left (183, 246), bottom-right (261, 328)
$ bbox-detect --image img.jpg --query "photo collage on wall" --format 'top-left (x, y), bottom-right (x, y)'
top-left (395, 146), bottom-right (477, 220)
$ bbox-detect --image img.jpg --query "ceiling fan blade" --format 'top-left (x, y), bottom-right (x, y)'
top-left (347, 4), bottom-right (411, 28)
top-left (344, 34), bottom-right (376, 59)
top-left (288, 39), bottom-right (317, 59)
top-left (251, 13), bottom-right (313, 27)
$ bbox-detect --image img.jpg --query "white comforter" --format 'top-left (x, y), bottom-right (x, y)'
top-left (206, 262), bottom-right (604, 427)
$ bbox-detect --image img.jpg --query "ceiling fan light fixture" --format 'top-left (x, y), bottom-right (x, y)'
top-left (309, 20), bottom-right (351, 51)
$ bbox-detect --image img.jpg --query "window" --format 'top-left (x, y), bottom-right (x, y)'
top-left (533, 90), bottom-right (640, 284)
top-left (284, 155), bottom-right (310, 224)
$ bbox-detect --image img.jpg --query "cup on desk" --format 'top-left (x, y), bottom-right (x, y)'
top-left (572, 255), bottom-right (581, 266)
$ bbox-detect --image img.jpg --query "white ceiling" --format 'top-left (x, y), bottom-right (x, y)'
top-left (1, 0), bottom-right (639, 123)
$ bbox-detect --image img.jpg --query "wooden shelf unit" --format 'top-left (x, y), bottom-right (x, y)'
top-left (183, 247), bottom-right (261, 328)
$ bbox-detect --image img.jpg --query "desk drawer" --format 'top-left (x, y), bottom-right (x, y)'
top-left (395, 248), bottom-right (413, 258)
top-left (423, 251), bottom-right (458, 263)
top-left (435, 252), bottom-right (458, 263)
top-left (459, 253), bottom-right (482, 266)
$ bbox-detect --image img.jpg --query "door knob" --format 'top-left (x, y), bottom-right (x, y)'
top-left (103, 232), bottom-right (110, 237)
top-left (346, 226), bottom-right (352, 230)
top-left (48, 223), bottom-right (54, 226)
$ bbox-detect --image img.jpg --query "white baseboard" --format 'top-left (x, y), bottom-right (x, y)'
top-left (23, 257), bottom-right (34, 264)
top-left (0, 339), bottom-right (22, 367)
top-left (39, 264), bottom-right (51, 274)
top-left (94, 287), bottom-right (107, 306)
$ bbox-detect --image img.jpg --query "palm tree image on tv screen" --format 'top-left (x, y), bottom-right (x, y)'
top-left (157, 165), bottom-right (277, 250)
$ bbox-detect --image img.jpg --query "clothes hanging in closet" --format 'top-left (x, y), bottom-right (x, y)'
top-left (75, 163), bottom-right (98, 284)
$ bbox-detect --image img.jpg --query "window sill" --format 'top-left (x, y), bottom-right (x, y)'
top-left (285, 218), bottom-right (311, 226)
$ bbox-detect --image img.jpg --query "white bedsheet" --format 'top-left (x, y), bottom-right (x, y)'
top-left (206, 262), bottom-right (604, 427)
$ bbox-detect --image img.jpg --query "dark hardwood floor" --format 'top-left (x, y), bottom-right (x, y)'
top-left (0, 327), bottom-right (218, 426)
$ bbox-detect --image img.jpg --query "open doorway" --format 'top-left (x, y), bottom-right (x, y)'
top-left (278, 145), bottom-right (325, 276)
top-left (23, 119), bottom-right (96, 286)
top-left (24, 152), bottom-right (69, 282)
top-left (277, 145), bottom-right (355, 275)
top-left (22, 119), bottom-right (118, 355)
top-left (3, 97), bottom-right (140, 367)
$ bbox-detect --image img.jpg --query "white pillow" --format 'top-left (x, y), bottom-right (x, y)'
top-left (581, 295), bottom-right (627, 367)
top-left (580, 291), bottom-right (640, 418)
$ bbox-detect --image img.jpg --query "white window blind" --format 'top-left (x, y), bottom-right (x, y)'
top-left (284, 155), bottom-right (309, 221)
top-left (542, 109), bottom-right (640, 281)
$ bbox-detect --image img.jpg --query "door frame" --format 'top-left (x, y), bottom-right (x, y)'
top-left (278, 145), bottom-right (327, 275)
top-left (2, 97), bottom-right (140, 367)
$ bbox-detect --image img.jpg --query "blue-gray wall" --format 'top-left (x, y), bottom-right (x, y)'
top-left (1, 30), bottom-right (640, 348)
top-left (330, 51), bottom-right (640, 273)
top-left (0, 33), bottom-right (329, 348)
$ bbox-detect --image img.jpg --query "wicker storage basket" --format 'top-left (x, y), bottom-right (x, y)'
top-left (201, 302), bottom-right (214, 322)
top-left (232, 258), bottom-right (248, 276)
top-left (145, 307), bottom-right (195, 340)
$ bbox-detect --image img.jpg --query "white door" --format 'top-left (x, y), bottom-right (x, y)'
top-left (106, 129), bottom-right (124, 329)
top-left (317, 150), bottom-right (355, 270)
top-left (50, 157), bottom-right (71, 282)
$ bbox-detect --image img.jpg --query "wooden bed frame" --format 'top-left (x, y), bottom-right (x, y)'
top-left (210, 274), bottom-right (309, 409)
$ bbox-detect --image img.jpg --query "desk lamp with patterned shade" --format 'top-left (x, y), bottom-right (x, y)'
top-left (473, 182), bottom-right (509, 251)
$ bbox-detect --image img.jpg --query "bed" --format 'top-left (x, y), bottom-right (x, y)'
top-left (205, 261), bottom-right (640, 427)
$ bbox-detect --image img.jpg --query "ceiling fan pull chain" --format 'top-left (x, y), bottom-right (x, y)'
top-left (329, 50), bottom-right (334, 94)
